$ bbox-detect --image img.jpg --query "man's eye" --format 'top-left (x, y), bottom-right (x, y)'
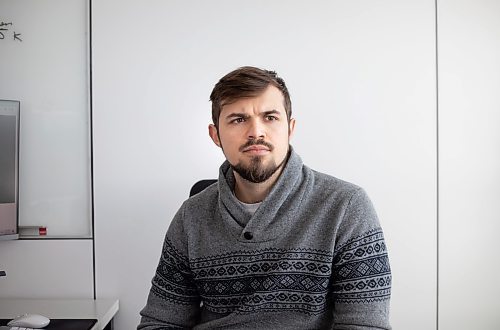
top-left (266, 115), bottom-right (278, 121)
top-left (232, 118), bottom-right (245, 123)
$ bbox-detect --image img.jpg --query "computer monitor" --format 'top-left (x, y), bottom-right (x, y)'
top-left (0, 100), bottom-right (20, 241)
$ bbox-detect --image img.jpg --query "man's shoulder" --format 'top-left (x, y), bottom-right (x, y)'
top-left (183, 181), bottom-right (219, 211)
top-left (307, 166), bottom-right (362, 196)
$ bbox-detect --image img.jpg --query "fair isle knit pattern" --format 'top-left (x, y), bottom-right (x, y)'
top-left (139, 148), bottom-right (392, 329)
top-left (192, 247), bottom-right (333, 315)
top-left (152, 230), bottom-right (390, 315)
top-left (332, 228), bottom-right (391, 304)
top-left (151, 239), bottom-right (199, 306)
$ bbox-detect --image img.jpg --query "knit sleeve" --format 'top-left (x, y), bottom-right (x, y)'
top-left (138, 204), bottom-right (201, 329)
top-left (331, 188), bottom-right (392, 329)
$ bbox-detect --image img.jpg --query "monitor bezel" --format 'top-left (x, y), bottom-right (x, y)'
top-left (0, 99), bottom-right (20, 241)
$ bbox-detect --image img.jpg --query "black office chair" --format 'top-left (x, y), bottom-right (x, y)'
top-left (189, 179), bottom-right (217, 197)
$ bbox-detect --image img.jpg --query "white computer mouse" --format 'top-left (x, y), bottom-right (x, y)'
top-left (7, 313), bottom-right (50, 328)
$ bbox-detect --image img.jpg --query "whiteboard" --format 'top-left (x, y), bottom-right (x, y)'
top-left (0, 0), bottom-right (91, 237)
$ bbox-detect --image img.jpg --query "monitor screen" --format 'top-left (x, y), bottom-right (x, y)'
top-left (0, 100), bottom-right (20, 241)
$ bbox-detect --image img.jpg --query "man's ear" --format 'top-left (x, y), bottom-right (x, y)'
top-left (288, 118), bottom-right (296, 139)
top-left (208, 124), bottom-right (222, 148)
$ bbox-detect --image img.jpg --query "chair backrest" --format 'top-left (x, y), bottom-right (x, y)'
top-left (189, 179), bottom-right (217, 197)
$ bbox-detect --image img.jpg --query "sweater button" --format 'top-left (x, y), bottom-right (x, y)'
top-left (243, 232), bottom-right (253, 240)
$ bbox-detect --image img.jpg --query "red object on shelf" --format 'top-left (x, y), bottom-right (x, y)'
top-left (39, 227), bottom-right (47, 235)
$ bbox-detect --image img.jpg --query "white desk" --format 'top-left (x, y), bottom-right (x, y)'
top-left (0, 298), bottom-right (119, 330)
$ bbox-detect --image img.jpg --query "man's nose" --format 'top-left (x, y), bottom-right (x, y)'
top-left (247, 119), bottom-right (266, 139)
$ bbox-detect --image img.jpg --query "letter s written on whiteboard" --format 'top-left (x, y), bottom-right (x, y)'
top-left (0, 22), bottom-right (22, 42)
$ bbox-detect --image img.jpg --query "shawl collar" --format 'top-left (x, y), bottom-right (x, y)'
top-left (217, 147), bottom-right (309, 242)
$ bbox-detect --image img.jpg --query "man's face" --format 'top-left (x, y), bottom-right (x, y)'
top-left (209, 85), bottom-right (295, 183)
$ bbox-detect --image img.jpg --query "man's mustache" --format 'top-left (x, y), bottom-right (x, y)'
top-left (239, 139), bottom-right (274, 152)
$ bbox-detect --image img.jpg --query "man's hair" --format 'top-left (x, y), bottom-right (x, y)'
top-left (210, 66), bottom-right (292, 127)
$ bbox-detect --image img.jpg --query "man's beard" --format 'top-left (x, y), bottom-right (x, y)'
top-left (230, 140), bottom-right (289, 183)
top-left (231, 156), bottom-right (285, 183)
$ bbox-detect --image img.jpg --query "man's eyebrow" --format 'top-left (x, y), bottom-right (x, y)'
top-left (262, 110), bottom-right (281, 116)
top-left (224, 110), bottom-right (281, 120)
top-left (224, 112), bottom-right (250, 120)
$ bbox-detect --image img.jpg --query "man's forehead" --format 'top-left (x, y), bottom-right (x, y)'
top-left (220, 86), bottom-right (286, 115)
top-left (220, 102), bottom-right (286, 117)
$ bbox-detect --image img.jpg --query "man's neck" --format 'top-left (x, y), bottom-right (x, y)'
top-left (233, 166), bottom-right (284, 204)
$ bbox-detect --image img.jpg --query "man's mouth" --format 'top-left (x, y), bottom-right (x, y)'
top-left (243, 145), bottom-right (270, 152)
top-left (243, 146), bottom-right (271, 155)
top-left (239, 140), bottom-right (274, 153)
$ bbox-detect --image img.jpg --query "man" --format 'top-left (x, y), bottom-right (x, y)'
top-left (138, 66), bottom-right (391, 329)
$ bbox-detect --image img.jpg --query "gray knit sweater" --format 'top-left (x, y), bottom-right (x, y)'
top-left (138, 149), bottom-right (391, 329)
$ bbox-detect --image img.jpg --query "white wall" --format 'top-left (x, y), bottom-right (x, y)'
top-left (439, 0), bottom-right (500, 329)
top-left (2, 1), bottom-right (499, 329)
top-left (93, 1), bottom-right (435, 329)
